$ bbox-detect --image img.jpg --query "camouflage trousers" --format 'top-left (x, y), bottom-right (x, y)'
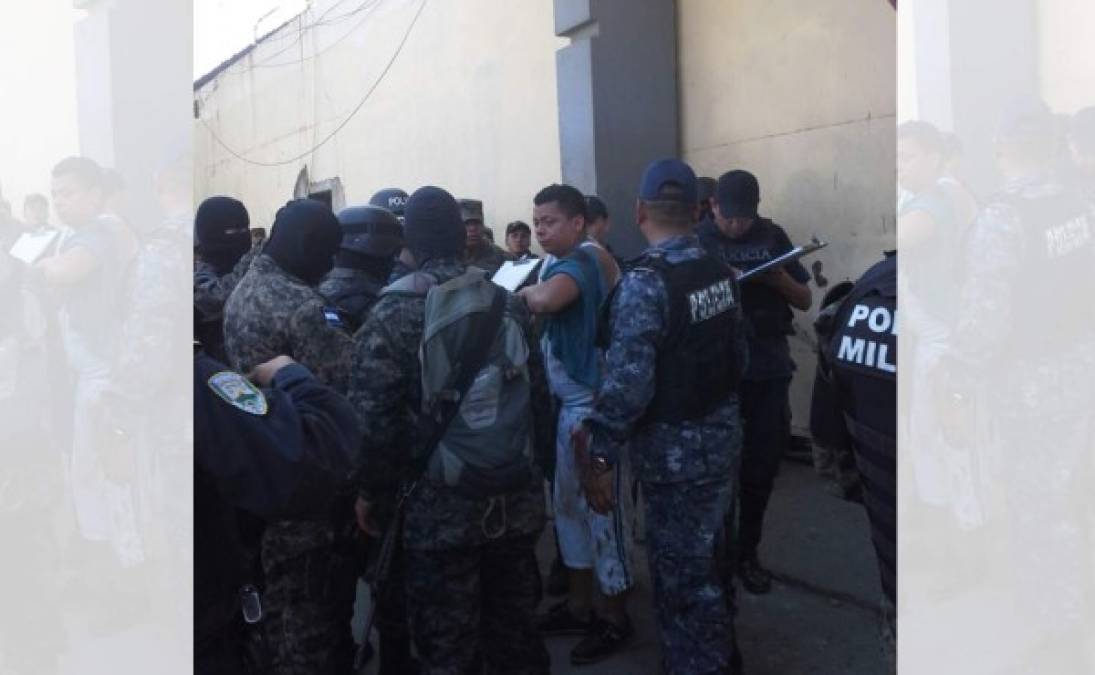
top-left (405, 531), bottom-right (550, 675)
top-left (644, 478), bottom-right (735, 675)
top-left (260, 520), bottom-right (357, 675)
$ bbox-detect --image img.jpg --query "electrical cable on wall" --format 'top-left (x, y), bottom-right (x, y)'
top-left (217, 0), bottom-right (374, 77)
top-left (251, 0), bottom-right (382, 69)
top-left (200, 0), bottom-right (429, 168)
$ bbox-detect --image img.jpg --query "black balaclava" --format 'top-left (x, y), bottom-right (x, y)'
top-left (403, 186), bottom-right (465, 266)
top-left (195, 196), bottom-right (251, 275)
top-left (264, 199), bottom-right (342, 285)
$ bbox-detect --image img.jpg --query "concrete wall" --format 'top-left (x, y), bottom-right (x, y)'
top-left (1038, 1), bottom-right (1095, 114)
top-left (195, 0), bottom-right (566, 237)
top-left (678, 0), bottom-right (897, 430)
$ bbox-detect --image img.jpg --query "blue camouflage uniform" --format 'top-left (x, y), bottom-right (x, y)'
top-left (587, 234), bottom-right (747, 674)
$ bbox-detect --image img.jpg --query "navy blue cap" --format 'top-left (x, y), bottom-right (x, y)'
top-left (716, 170), bottom-right (760, 219)
top-left (638, 159), bottom-right (697, 204)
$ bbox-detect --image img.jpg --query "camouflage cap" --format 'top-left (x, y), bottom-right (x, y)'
top-left (457, 198), bottom-right (484, 223)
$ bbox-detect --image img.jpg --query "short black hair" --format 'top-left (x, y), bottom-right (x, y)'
top-left (534, 183), bottom-right (588, 220)
top-left (505, 220), bottom-right (531, 236)
top-left (52, 156), bottom-right (104, 190)
top-left (641, 200), bottom-right (693, 230)
top-left (585, 195), bottom-right (608, 221)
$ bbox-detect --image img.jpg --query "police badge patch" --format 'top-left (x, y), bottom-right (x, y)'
top-left (207, 371), bottom-right (269, 416)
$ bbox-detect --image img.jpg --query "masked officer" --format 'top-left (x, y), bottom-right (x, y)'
top-left (459, 197), bottom-right (511, 275)
top-left (194, 196), bottom-right (259, 362)
top-left (319, 205), bottom-right (403, 333)
top-left (697, 169), bottom-right (812, 594)
top-left (350, 186), bottom-right (553, 674)
top-left (195, 350), bottom-right (358, 674)
top-left (576, 159), bottom-right (747, 674)
top-left (223, 199), bottom-right (358, 673)
top-left (810, 252), bottom-right (896, 665)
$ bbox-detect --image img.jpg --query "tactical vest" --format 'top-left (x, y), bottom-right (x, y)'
top-left (1003, 187), bottom-right (1095, 351)
top-left (826, 254), bottom-right (897, 604)
top-left (702, 218), bottom-right (796, 337)
top-left (634, 252), bottom-right (743, 425)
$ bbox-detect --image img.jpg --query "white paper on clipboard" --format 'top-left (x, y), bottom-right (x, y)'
top-left (491, 258), bottom-right (542, 292)
top-left (8, 230), bottom-right (59, 264)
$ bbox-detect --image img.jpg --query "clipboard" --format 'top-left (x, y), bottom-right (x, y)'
top-left (491, 258), bottom-right (543, 292)
top-left (8, 229), bottom-right (59, 264)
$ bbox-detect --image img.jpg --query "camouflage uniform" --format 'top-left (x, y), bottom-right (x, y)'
top-left (464, 242), bottom-right (512, 277)
top-left (350, 259), bottom-right (553, 675)
top-left (113, 212), bottom-right (193, 572)
top-left (318, 267), bottom-right (385, 334)
top-left (194, 244), bottom-right (260, 321)
top-left (224, 253), bottom-right (352, 391)
top-left (588, 234), bottom-right (747, 674)
top-left (947, 174), bottom-right (1095, 639)
top-left (223, 252), bottom-right (357, 674)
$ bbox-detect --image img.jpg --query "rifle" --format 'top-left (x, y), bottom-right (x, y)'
top-left (352, 483), bottom-right (414, 671)
top-left (737, 237), bottom-right (828, 282)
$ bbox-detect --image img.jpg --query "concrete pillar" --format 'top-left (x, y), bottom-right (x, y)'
top-left (906, 0), bottom-right (1038, 194)
top-left (553, 0), bottom-right (679, 257)
top-left (73, 0), bottom-right (191, 223)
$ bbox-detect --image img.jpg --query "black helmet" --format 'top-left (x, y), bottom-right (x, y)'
top-left (368, 188), bottom-right (409, 220)
top-left (337, 205), bottom-right (403, 257)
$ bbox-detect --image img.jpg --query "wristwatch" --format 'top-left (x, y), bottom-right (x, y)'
top-left (590, 454), bottom-right (612, 475)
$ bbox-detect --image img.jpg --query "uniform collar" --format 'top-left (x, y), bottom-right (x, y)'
top-left (649, 233), bottom-right (699, 252)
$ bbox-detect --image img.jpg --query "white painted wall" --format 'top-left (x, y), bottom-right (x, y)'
top-left (1037, 1), bottom-right (1095, 114)
top-left (195, 0), bottom-right (566, 237)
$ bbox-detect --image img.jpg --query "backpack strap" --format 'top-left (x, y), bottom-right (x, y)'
top-left (382, 271), bottom-right (437, 296)
top-left (412, 282), bottom-right (508, 478)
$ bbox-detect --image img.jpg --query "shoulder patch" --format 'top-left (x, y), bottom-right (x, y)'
top-left (207, 371), bottom-right (269, 416)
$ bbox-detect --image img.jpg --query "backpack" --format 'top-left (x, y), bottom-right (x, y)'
top-left (389, 269), bottom-right (536, 498)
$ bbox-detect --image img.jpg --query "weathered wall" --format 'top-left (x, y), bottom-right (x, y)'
top-left (195, 0), bottom-right (566, 237)
top-left (1037, 1), bottom-right (1095, 114)
top-left (678, 0), bottom-right (897, 429)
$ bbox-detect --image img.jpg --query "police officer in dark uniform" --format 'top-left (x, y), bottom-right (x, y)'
top-left (319, 205), bottom-right (403, 333)
top-left (578, 158), bottom-right (747, 673)
top-left (194, 349), bottom-right (359, 674)
top-left (697, 169), bottom-right (813, 594)
top-left (810, 252), bottom-right (896, 665)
